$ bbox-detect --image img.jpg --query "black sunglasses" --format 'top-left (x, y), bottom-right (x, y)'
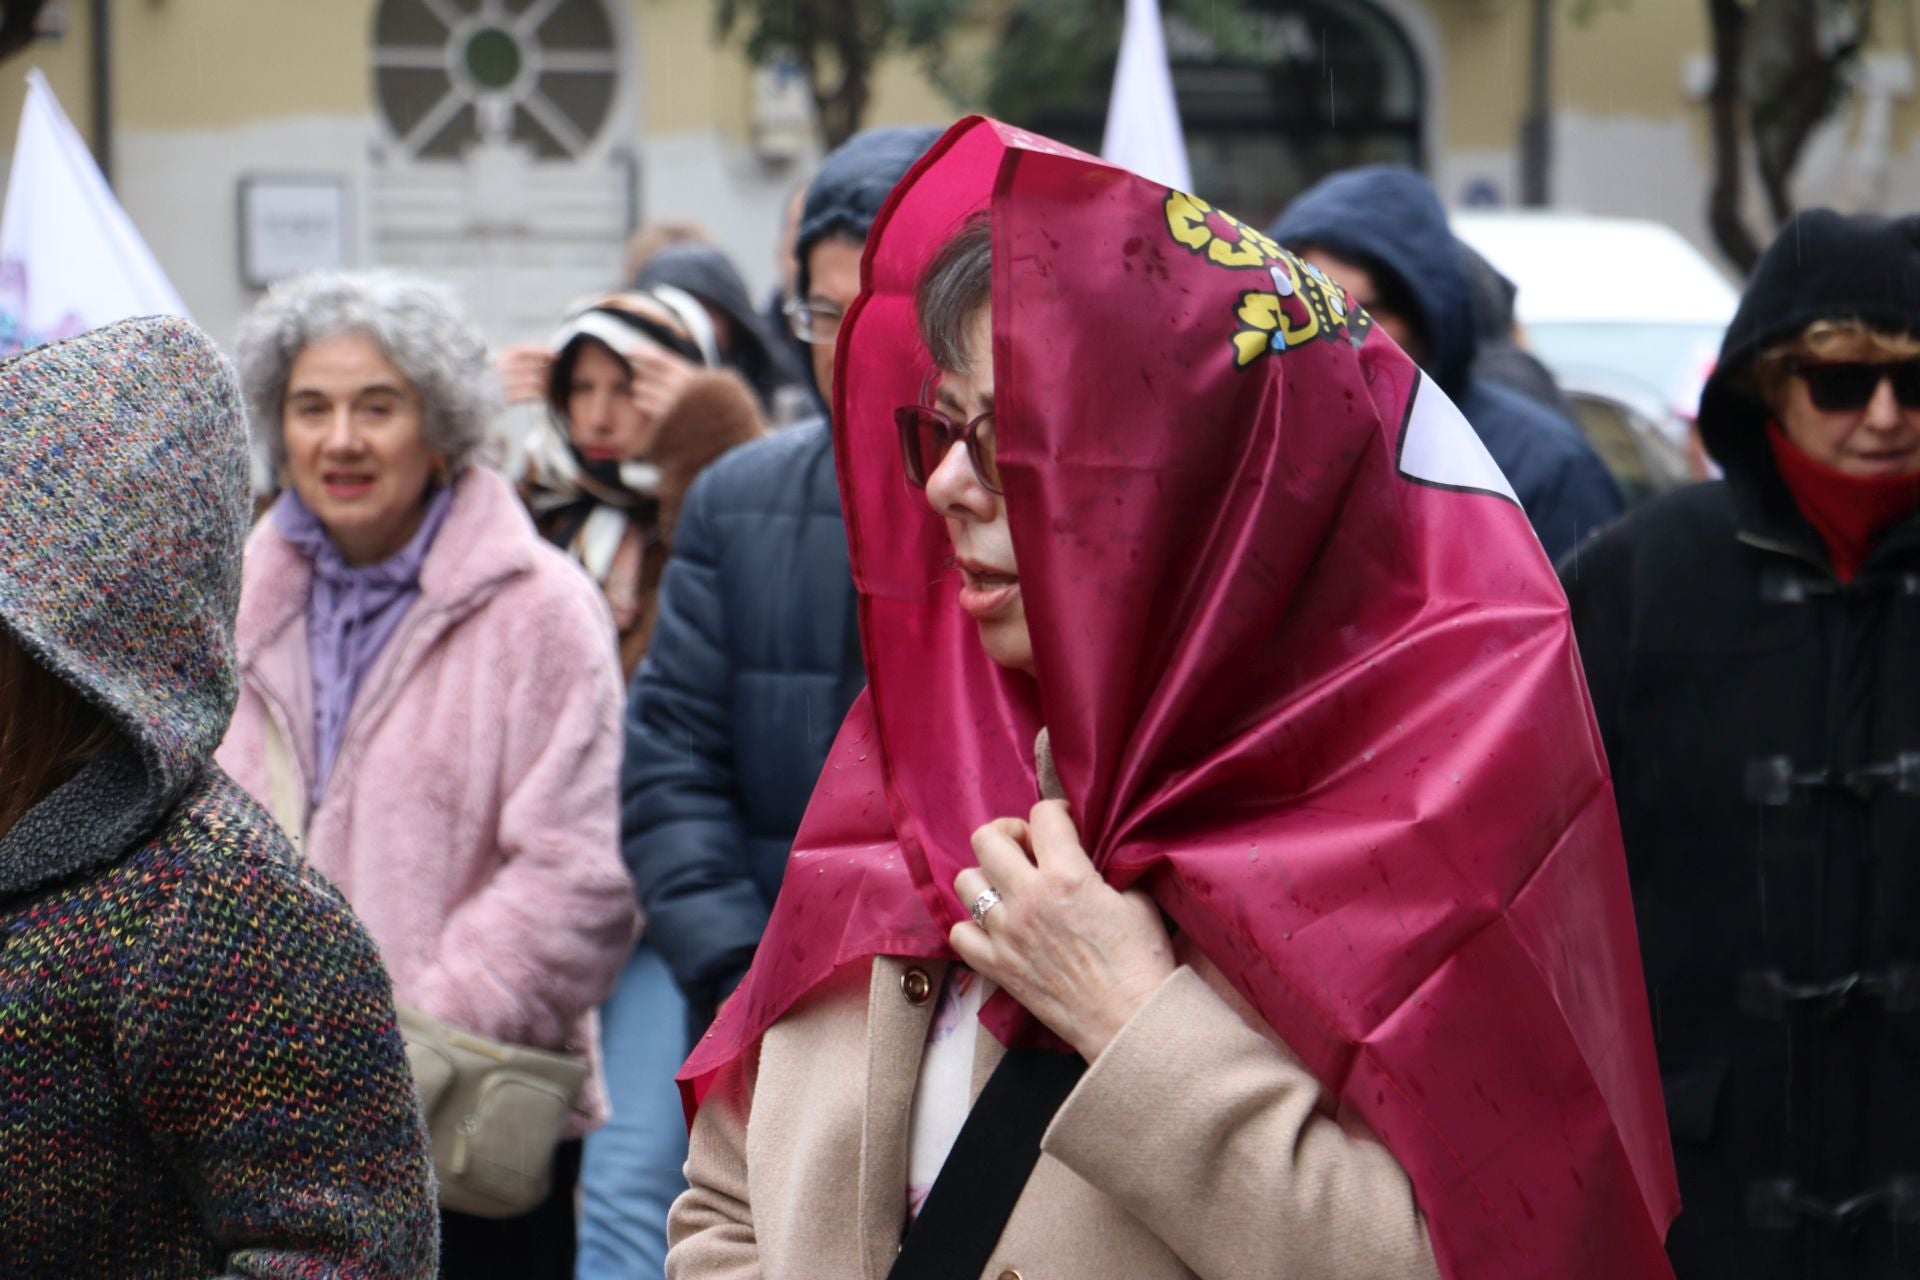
top-left (1787, 357), bottom-right (1920, 413)
top-left (893, 404), bottom-right (1002, 495)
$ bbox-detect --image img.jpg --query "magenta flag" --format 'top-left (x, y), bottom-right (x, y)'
top-left (683, 118), bottom-right (1679, 1279)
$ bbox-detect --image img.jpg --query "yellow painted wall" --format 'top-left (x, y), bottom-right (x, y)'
top-left (1428, 0), bottom-right (1709, 153)
top-left (865, 44), bottom-right (971, 129)
top-left (635, 0), bottom-right (737, 136)
top-left (1426, 0), bottom-right (1538, 152)
top-left (0, 3), bottom-right (96, 153)
top-left (7, 0), bottom-right (964, 165)
top-left (1417, 0), bottom-right (1920, 187)
top-left (1557, 0), bottom-right (1704, 120)
top-left (114, 0), bottom-right (375, 127)
top-left (9, 0), bottom-right (1914, 171)
top-left (1867, 0), bottom-right (1920, 147)
top-left (638, 0), bottom-right (964, 142)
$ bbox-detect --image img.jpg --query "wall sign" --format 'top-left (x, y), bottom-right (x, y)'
top-left (33, 0), bottom-right (67, 39)
top-left (238, 177), bottom-right (349, 288)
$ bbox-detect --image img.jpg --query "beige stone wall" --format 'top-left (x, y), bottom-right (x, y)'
top-left (1550, 0), bottom-right (1920, 206)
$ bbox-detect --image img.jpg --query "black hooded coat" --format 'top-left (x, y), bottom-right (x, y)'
top-left (1559, 209), bottom-right (1920, 1278)
top-left (1270, 167), bottom-right (1624, 559)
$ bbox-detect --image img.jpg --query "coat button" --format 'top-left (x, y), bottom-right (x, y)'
top-left (901, 967), bottom-right (933, 1005)
top-left (996, 1270), bottom-right (1022, 1280)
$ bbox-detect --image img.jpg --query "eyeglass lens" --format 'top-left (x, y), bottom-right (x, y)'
top-left (786, 302), bottom-right (843, 346)
top-left (894, 406), bottom-right (1002, 493)
top-left (1798, 360), bottom-right (1920, 412)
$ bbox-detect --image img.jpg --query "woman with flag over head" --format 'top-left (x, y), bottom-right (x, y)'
top-left (666, 119), bottom-right (1678, 1280)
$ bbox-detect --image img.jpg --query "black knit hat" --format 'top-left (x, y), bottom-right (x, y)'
top-left (1699, 208), bottom-right (1920, 469)
top-left (0, 316), bottom-right (251, 895)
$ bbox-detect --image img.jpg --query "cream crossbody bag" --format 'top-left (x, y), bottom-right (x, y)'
top-left (259, 713), bottom-right (588, 1218)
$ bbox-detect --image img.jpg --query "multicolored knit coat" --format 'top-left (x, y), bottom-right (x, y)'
top-left (0, 317), bottom-right (438, 1276)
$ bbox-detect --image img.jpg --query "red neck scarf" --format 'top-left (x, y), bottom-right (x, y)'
top-left (1766, 421), bottom-right (1920, 580)
top-left (681, 118), bottom-right (1677, 1279)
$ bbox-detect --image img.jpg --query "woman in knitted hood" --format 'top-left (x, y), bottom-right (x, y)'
top-left (515, 291), bottom-right (764, 676)
top-left (0, 316), bottom-right (436, 1276)
top-left (216, 271), bottom-right (638, 1278)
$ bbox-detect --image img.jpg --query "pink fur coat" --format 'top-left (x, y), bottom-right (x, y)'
top-left (217, 466), bottom-right (639, 1131)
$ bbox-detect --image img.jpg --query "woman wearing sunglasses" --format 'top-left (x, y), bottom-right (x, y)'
top-left (667, 120), bottom-right (1676, 1280)
top-left (1561, 209), bottom-right (1920, 1278)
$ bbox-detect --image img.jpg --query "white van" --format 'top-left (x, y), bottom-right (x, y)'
top-left (1453, 211), bottom-right (1741, 496)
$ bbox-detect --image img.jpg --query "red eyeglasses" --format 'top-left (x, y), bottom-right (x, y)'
top-left (893, 404), bottom-right (1003, 495)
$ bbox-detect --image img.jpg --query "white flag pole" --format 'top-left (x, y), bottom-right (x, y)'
top-left (1, 69), bottom-right (186, 355)
top-left (1100, 0), bottom-right (1193, 192)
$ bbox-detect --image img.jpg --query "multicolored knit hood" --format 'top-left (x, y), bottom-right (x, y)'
top-left (0, 317), bottom-right (250, 897)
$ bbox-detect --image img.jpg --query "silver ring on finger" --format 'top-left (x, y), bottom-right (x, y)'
top-left (969, 886), bottom-right (1003, 929)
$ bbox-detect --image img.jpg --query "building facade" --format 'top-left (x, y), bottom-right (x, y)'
top-left (4, 0), bottom-right (1917, 347)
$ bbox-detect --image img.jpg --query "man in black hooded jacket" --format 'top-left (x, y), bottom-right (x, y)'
top-left (1271, 166), bottom-right (1623, 559)
top-left (1561, 208), bottom-right (1920, 1278)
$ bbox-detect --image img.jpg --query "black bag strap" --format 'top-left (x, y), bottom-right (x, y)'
top-left (887, 1046), bottom-right (1088, 1280)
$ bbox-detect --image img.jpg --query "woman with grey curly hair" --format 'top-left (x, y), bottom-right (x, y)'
top-left (217, 269), bottom-right (639, 1279)
top-left (235, 270), bottom-right (500, 497)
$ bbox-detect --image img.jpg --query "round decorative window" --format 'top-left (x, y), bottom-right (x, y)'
top-left (373, 0), bottom-right (620, 161)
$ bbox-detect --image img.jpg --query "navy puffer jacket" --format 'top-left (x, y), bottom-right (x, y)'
top-left (619, 418), bottom-right (863, 1019)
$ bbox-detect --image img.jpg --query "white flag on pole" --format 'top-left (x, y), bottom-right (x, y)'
top-left (1, 69), bottom-right (186, 356)
top-left (1101, 0), bottom-right (1192, 192)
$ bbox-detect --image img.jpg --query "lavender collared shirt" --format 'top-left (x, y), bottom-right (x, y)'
top-left (271, 484), bottom-right (454, 805)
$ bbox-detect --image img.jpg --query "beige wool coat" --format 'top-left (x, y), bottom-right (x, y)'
top-left (667, 945), bottom-right (1442, 1280)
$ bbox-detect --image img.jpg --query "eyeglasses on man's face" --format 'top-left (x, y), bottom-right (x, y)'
top-left (783, 297), bottom-right (846, 346)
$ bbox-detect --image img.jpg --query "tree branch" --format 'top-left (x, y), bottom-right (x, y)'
top-left (1706, 0), bottom-right (1762, 272)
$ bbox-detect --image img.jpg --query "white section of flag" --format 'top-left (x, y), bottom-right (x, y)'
top-left (1, 69), bottom-right (185, 352)
top-left (1398, 373), bottom-right (1519, 503)
top-left (1101, 0), bottom-right (1192, 193)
